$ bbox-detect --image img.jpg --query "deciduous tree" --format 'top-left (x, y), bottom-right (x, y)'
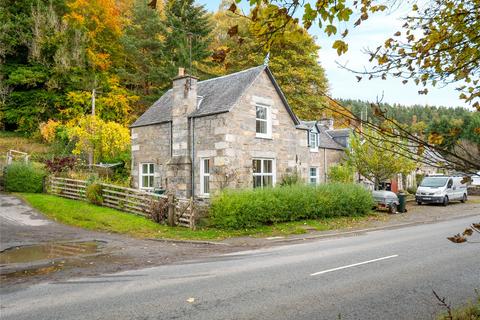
top-left (346, 131), bottom-right (417, 190)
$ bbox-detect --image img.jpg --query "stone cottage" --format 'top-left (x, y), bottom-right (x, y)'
top-left (130, 65), bottom-right (348, 198)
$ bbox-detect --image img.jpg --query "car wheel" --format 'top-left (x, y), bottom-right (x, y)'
top-left (460, 194), bottom-right (467, 203)
top-left (389, 203), bottom-right (398, 214)
top-left (417, 201), bottom-right (422, 205)
top-left (443, 196), bottom-right (449, 206)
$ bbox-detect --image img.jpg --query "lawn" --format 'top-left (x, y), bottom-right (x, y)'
top-left (18, 193), bottom-right (381, 241)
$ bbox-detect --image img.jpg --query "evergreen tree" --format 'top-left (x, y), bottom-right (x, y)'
top-left (163, 0), bottom-right (212, 76)
top-left (207, 7), bottom-right (330, 121)
top-left (118, 0), bottom-right (169, 101)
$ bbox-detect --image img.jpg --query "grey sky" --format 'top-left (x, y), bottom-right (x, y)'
top-left (197, 0), bottom-right (466, 108)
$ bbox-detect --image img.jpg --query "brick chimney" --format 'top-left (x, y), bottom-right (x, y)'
top-left (166, 68), bottom-right (198, 198)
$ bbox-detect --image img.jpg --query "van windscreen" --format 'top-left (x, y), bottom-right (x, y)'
top-left (420, 177), bottom-right (448, 188)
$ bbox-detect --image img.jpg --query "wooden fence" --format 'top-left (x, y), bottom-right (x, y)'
top-left (48, 176), bottom-right (197, 228)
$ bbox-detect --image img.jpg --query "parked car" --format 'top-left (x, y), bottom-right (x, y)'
top-left (415, 175), bottom-right (468, 206)
top-left (372, 190), bottom-right (400, 214)
top-left (472, 172), bottom-right (480, 186)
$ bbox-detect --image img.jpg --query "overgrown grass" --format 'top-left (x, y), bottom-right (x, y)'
top-left (18, 193), bottom-right (380, 241)
top-left (437, 296), bottom-right (480, 320)
top-left (0, 131), bottom-right (52, 161)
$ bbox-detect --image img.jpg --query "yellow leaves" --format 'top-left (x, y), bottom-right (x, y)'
top-left (384, 38), bottom-right (393, 48)
top-left (87, 49), bottom-right (112, 70)
top-left (377, 54), bottom-right (388, 65)
top-left (332, 40), bottom-right (348, 56)
top-left (325, 24), bottom-right (337, 36)
top-left (39, 120), bottom-right (61, 143)
top-left (67, 116), bottom-right (130, 162)
top-left (428, 132), bottom-right (444, 145)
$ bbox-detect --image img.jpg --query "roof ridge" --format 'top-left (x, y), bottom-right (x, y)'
top-left (198, 65), bottom-right (265, 84)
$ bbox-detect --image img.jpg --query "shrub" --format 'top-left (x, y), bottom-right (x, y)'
top-left (5, 162), bottom-right (46, 193)
top-left (279, 169), bottom-right (303, 186)
top-left (210, 183), bottom-right (374, 229)
top-left (86, 183), bottom-right (103, 205)
top-left (328, 163), bottom-right (355, 183)
top-left (44, 156), bottom-right (77, 174)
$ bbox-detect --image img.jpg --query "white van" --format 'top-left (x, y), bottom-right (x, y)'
top-left (416, 175), bottom-right (468, 206)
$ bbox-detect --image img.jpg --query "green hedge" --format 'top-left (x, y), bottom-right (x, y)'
top-left (5, 162), bottom-right (46, 193)
top-left (210, 183), bottom-right (374, 229)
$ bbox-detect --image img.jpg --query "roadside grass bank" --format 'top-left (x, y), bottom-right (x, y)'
top-left (437, 295), bottom-right (480, 320)
top-left (18, 193), bottom-right (381, 241)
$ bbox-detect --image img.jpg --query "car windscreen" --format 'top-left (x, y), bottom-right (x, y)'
top-left (420, 177), bottom-right (448, 188)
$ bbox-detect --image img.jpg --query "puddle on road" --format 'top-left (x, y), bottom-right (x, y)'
top-left (0, 241), bottom-right (110, 283)
top-left (1, 264), bottom-right (64, 281)
top-left (0, 241), bottom-right (104, 264)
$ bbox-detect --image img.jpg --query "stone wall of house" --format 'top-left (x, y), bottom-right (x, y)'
top-left (131, 69), bottom-right (346, 196)
top-left (130, 123), bottom-right (171, 189)
top-left (212, 71), bottom-right (331, 190)
top-left (192, 113), bottom-right (231, 196)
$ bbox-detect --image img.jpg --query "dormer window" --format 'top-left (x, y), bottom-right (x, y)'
top-left (309, 130), bottom-right (319, 152)
top-left (256, 104), bottom-right (272, 139)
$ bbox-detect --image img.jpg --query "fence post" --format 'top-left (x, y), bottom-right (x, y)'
top-left (167, 193), bottom-right (175, 227)
top-left (42, 176), bottom-right (48, 193)
top-left (189, 198), bottom-right (195, 230)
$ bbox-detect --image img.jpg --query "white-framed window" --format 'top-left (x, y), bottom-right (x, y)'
top-left (200, 158), bottom-right (210, 196)
top-left (139, 163), bottom-right (155, 190)
top-left (309, 167), bottom-right (319, 185)
top-left (252, 158), bottom-right (275, 188)
top-left (255, 104), bottom-right (272, 139)
top-left (309, 130), bottom-right (318, 152)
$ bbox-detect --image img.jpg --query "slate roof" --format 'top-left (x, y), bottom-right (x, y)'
top-left (300, 120), bottom-right (345, 150)
top-left (131, 65), bottom-right (269, 128)
top-left (326, 128), bottom-right (351, 138)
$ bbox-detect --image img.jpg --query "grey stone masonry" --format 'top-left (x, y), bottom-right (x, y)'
top-left (131, 65), bottom-right (348, 198)
top-left (166, 70), bottom-right (198, 198)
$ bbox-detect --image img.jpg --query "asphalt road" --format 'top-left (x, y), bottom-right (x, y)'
top-left (1, 215), bottom-right (479, 320)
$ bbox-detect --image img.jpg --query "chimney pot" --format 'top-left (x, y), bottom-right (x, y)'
top-left (178, 67), bottom-right (185, 77)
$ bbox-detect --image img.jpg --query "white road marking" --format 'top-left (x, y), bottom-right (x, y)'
top-left (310, 254), bottom-right (399, 276)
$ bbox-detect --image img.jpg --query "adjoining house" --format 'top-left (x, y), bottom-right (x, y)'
top-left (130, 65), bottom-right (350, 198)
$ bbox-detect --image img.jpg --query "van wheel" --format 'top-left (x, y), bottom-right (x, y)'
top-left (461, 194), bottom-right (467, 203)
top-left (443, 196), bottom-right (449, 206)
top-left (417, 201), bottom-right (422, 205)
top-left (389, 203), bottom-right (398, 214)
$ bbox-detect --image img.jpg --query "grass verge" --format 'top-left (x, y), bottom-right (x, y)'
top-left (437, 296), bottom-right (480, 320)
top-left (18, 193), bottom-right (381, 241)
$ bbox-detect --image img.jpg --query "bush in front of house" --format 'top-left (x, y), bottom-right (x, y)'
top-left (86, 182), bottom-right (104, 205)
top-left (209, 183), bottom-right (374, 229)
top-left (5, 162), bottom-right (46, 193)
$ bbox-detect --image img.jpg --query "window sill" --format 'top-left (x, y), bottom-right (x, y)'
top-left (310, 148), bottom-right (319, 153)
top-left (197, 194), bottom-right (210, 199)
top-left (255, 134), bottom-right (273, 140)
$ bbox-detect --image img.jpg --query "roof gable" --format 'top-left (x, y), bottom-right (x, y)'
top-left (130, 65), bottom-right (300, 128)
top-left (131, 66), bottom-right (265, 128)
